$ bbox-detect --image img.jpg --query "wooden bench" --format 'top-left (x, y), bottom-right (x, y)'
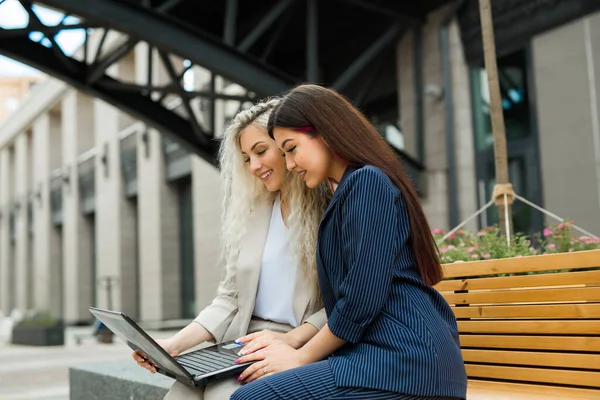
top-left (436, 249), bottom-right (600, 399)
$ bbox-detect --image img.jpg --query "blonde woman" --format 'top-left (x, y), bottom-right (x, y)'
top-left (132, 98), bottom-right (330, 400)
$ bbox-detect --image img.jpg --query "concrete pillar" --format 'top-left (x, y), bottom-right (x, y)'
top-left (135, 43), bottom-right (183, 321)
top-left (93, 94), bottom-right (138, 317)
top-left (397, 6), bottom-right (477, 231)
top-left (0, 148), bottom-right (11, 316)
top-left (14, 133), bottom-right (29, 312)
top-left (191, 157), bottom-right (222, 313)
top-left (61, 90), bottom-right (95, 324)
top-left (448, 20), bottom-right (478, 231)
top-left (32, 113), bottom-right (63, 318)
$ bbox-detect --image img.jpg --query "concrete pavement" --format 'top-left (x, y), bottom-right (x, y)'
top-left (0, 326), bottom-right (177, 400)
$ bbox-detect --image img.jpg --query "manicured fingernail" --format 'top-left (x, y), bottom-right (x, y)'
top-left (234, 340), bottom-right (244, 345)
top-left (234, 359), bottom-right (240, 364)
top-left (236, 375), bottom-right (242, 381)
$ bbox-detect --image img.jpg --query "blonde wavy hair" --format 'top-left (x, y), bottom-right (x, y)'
top-left (218, 98), bottom-right (329, 311)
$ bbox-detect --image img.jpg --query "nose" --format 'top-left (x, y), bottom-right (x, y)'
top-left (249, 156), bottom-right (262, 174)
top-left (285, 154), bottom-right (297, 171)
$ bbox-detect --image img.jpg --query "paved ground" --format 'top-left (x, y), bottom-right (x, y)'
top-left (0, 326), bottom-right (178, 400)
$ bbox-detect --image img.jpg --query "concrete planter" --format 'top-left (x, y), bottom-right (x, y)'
top-left (12, 323), bottom-right (65, 346)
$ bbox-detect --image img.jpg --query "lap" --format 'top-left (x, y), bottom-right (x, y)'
top-left (230, 360), bottom-right (454, 400)
top-left (164, 377), bottom-right (241, 400)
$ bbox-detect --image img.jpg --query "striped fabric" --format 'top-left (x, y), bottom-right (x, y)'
top-left (230, 360), bottom-right (461, 400)
top-left (316, 166), bottom-right (467, 398)
top-left (231, 166), bottom-right (467, 400)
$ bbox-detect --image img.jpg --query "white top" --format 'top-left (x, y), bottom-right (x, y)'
top-left (253, 195), bottom-right (299, 327)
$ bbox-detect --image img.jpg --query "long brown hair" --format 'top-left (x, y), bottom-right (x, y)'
top-left (268, 84), bottom-right (442, 286)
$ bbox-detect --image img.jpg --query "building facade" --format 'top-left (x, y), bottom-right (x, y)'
top-left (1, 3), bottom-right (599, 324)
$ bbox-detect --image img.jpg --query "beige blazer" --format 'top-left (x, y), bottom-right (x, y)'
top-left (194, 200), bottom-right (327, 343)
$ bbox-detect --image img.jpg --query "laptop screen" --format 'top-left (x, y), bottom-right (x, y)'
top-left (89, 307), bottom-right (191, 379)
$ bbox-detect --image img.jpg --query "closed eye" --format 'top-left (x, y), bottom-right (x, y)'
top-left (286, 146), bottom-right (296, 153)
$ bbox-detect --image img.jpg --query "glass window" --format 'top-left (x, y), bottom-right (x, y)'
top-left (471, 50), bottom-right (531, 151)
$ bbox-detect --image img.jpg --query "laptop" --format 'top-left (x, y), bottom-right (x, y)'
top-left (89, 306), bottom-right (254, 387)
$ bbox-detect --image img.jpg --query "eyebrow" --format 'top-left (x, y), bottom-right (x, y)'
top-left (250, 141), bottom-right (265, 152)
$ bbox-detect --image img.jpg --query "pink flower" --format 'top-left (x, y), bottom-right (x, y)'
top-left (432, 228), bottom-right (445, 235)
top-left (592, 237), bottom-right (599, 243)
top-left (471, 254), bottom-right (479, 259)
top-left (448, 233), bottom-right (456, 239)
top-left (482, 253), bottom-right (491, 259)
top-left (543, 228), bottom-right (552, 237)
top-left (440, 247), bottom-right (448, 254)
top-left (467, 247), bottom-right (475, 253)
top-left (447, 245), bottom-right (456, 251)
top-left (547, 243), bottom-right (556, 250)
top-left (477, 231), bottom-right (486, 237)
top-left (558, 223), bottom-right (564, 229)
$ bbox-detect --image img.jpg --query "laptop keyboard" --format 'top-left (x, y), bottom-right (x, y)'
top-left (175, 349), bottom-right (240, 376)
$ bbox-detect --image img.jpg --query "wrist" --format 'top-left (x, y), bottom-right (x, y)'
top-left (283, 331), bottom-right (302, 349)
top-left (296, 347), bottom-right (312, 366)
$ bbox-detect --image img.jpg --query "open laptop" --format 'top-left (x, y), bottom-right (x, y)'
top-left (89, 307), bottom-right (254, 387)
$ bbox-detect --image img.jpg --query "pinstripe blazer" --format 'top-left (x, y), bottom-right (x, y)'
top-left (317, 166), bottom-right (467, 398)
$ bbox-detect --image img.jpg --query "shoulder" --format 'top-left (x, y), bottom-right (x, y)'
top-left (342, 165), bottom-right (398, 196)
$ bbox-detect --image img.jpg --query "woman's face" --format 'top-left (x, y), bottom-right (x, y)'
top-left (273, 127), bottom-right (333, 188)
top-left (239, 125), bottom-right (286, 192)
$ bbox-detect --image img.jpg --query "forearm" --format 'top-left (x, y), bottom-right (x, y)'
top-left (285, 322), bottom-right (319, 349)
top-left (297, 323), bottom-right (346, 364)
top-left (169, 322), bottom-right (214, 354)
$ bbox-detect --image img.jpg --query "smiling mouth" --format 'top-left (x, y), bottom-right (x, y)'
top-left (259, 170), bottom-right (273, 181)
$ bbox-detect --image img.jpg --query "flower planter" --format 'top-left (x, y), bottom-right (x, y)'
top-left (12, 323), bottom-right (65, 346)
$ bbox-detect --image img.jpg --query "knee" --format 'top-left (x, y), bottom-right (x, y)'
top-left (229, 385), bottom-right (254, 400)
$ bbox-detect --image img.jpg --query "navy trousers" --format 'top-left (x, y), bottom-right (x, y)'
top-left (230, 360), bottom-right (462, 400)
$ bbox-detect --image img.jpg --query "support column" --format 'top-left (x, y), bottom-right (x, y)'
top-left (94, 98), bottom-right (137, 317)
top-left (191, 157), bottom-right (222, 312)
top-left (0, 149), bottom-right (11, 316)
top-left (32, 113), bottom-right (62, 318)
top-left (14, 134), bottom-right (29, 312)
top-left (62, 91), bottom-right (95, 324)
top-left (135, 43), bottom-right (182, 321)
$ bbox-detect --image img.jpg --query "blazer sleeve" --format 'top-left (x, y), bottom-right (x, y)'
top-left (194, 263), bottom-right (239, 343)
top-left (304, 307), bottom-right (327, 330)
top-left (327, 168), bottom-right (409, 343)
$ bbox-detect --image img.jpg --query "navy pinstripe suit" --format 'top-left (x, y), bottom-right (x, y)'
top-left (231, 166), bottom-right (467, 400)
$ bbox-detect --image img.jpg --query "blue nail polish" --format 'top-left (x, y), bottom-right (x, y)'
top-left (234, 340), bottom-right (244, 345)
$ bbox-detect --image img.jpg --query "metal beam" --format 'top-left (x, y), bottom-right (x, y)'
top-left (88, 38), bottom-right (138, 84)
top-left (237, 0), bottom-right (298, 53)
top-left (306, 0), bottom-right (319, 82)
top-left (158, 50), bottom-right (208, 144)
top-left (224, 0), bottom-right (237, 46)
top-left (333, 23), bottom-right (403, 92)
top-left (40, 0), bottom-right (293, 96)
top-left (334, 0), bottom-right (422, 25)
top-left (0, 31), bottom-right (218, 164)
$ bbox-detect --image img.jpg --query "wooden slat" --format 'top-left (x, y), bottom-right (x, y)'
top-left (460, 335), bottom-right (600, 352)
top-left (462, 349), bottom-right (600, 370)
top-left (458, 320), bottom-right (600, 334)
top-left (444, 286), bottom-right (600, 305)
top-left (435, 269), bottom-right (600, 292)
top-left (452, 303), bottom-right (600, 319)
top-left (467, 380), bottom-right (600, 399)
top-left (441, 249), bottom-right (600, 278)
top-left (465, 364), bottom-right (600, 388)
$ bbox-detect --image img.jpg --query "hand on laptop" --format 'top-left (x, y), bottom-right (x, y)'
top-left (132, 338), bottom-right (178, 374)
top-left (235, 330), bottom-right (289, 356)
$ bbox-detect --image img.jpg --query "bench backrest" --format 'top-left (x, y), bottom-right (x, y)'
top-left (436, 250), bottom-right (600, 390)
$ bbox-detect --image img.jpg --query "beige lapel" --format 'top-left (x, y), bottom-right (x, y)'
top-left (235, 199), bottom-right (273, 332)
